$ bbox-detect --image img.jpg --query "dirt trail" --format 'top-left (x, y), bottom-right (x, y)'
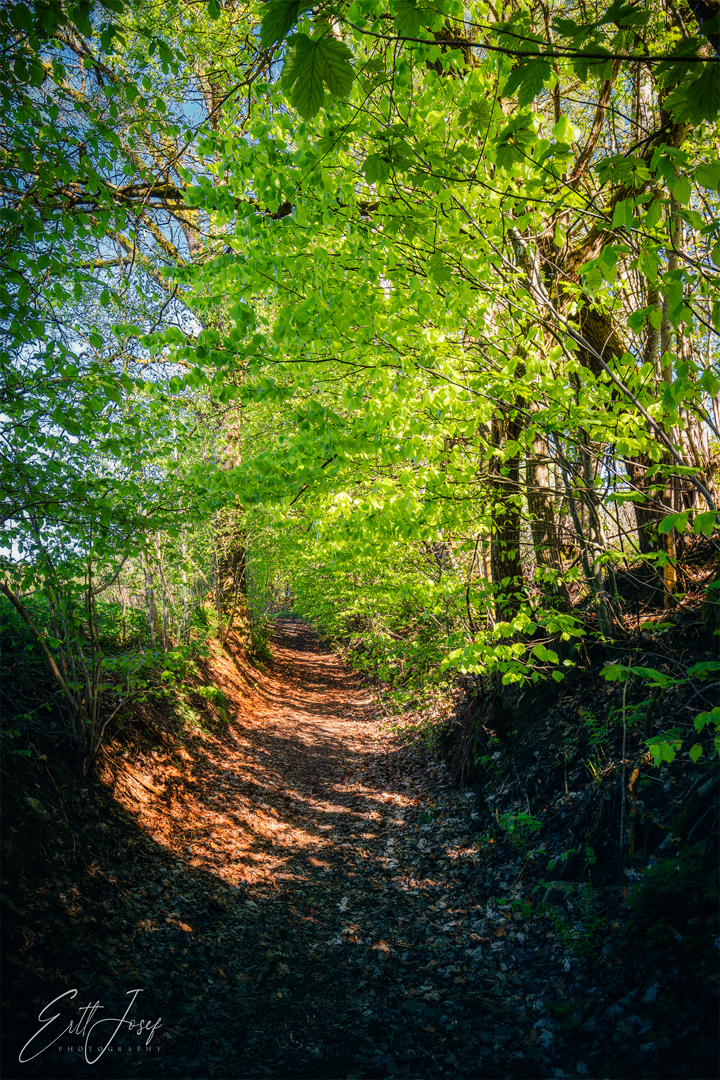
top-left (4, 618), bottom-right (718, 1080)
top-left (1, 621), bottom-right (597, 1079)
top-left (123, 618), bottom-right (537, 1080)
top-left (97, 617), bottom-right (507, 1080)
top-left (207, 616), bottom-right (393, 889)
top-left (115, 618), bottom-right (403, 893)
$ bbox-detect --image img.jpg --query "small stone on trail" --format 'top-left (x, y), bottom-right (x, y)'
top-left (24, 796), bottom-right (51, 822)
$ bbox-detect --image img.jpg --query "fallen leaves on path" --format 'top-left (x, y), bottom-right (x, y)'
top-left (2, 620), bottom-right (717, 1080)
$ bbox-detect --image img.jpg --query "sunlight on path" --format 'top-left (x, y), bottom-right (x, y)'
top-left (101, 619), bottom-right (566, 1078)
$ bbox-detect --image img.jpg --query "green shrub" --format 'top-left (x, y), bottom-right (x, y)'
top-left (499, 810), bottom-right (542, 858)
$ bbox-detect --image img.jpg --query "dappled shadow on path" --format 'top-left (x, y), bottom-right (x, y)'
top-left (164, 617), bottom-right (401, 891)
top-left (1, 619), bottom-right (542, 1080)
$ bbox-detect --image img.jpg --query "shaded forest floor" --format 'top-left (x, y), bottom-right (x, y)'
top-left (1, 618), bottom-right (718, 1079)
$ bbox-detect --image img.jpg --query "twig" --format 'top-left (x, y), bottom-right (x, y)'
top-left (687, 803), bottom-right (719, 845)
top-left (288, 455), bottom-right (337, 505)
top-left (121, 764), bottom-right (164, 795)
top-left (684, 681), bottom-right (720, 709)
top-left (514, 765), bottom-right (531, 813)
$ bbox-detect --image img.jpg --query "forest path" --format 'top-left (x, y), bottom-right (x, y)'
top-left (4, 620), bottom-right (715, 1080)
top-left (5, 620), bottom-right (564, 1080)
top-left (207, 616), bottom-right (393, 892)
top-left (144, 617), bottom-right (548, 1079)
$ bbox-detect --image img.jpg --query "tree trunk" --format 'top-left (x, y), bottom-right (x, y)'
top-left (557, 441), bottom-right (614, 641)
top-left (141, 551), bottom-right (159, 646)
top-left (526, 429), bottom-right (569, 605)
top-left (215, 511), bottom-right (249, 645)
top-left (659, 192), bottom-right (682, 606)
top-left (626, 279), bottom-right (664, 553)
top-left (488, 413), bottom-right (524, 621)
top-left (625, 454), bottom-right (663, 554)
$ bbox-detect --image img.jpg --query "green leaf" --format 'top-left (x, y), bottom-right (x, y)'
top-left (69, 2), bottom-right (93, 36)
top-left (9, 3), bottom-right (33, 33)
top-left (646, 730), bottom-right (683, 765)
top-left (694, 707), bottom-right (720, 733)
top-left (600, 663), bottom-right (633, 682)
top-left (285, 34), bottom-right (325, 118)
top-left (672, 174), bottom-right (691, 205)
top-left (612, 198), bottom-right (632, 229)
top-left (599, 0), bottom-right (649, 26)
top-left (633, 666), bottom-right (673, 688)
top-left (693, 510), bottom-right (717, 537)
top-left (503, 60), bottom-right (551, 109)
top-left (659, 510), bottom-right (689, 534)
top-left (532, 643), bottom-right (559, 663)
top-left (393, 0), bottom-right (428, 36)
top-left (649, 305), bottom-right (663, 329)
top-left (553, 16), bottom-right (580, 35)
top-left (689, 743), bottom-right (703, 762)
top-left (362, 153), bottom-right (393, 184)
top-left (261, 0), bottom-right (313, 50)
top-left (316, 34), bottom-right (354, 98)
top-left (700, 366), bottom-right (720, 395)
top-left (695, 161), bottom-right (720, 191)
top-left (682, 208), bottom-right (705, 230)
top-left (284, 32), bottom-right (354, 118)
top-left (208, 0), bottom-right (221, 19)
top-left (627, 307), bottom-right (647, 331)
top-left (665, 66), bottom-right (720, 125)
top-left (686, 661), bottom-right (720, 679)
top-left (600, 660), bottom-right (673, 686)
top-left (552, 114), bottom-right (579, 145)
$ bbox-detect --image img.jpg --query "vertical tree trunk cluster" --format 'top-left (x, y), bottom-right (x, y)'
top-left (214, 512), bottom-right (249, 647)
top-left (489, 413), bottom-right (524, 622)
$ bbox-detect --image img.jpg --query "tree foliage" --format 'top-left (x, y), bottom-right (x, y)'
top-left (2, 0), bottom-right (719, 761)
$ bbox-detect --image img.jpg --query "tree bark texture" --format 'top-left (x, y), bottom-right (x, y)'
top-left (526, 429), bottom-right (569, 604)
top-left (489, 413), bottom-right (524, 621)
